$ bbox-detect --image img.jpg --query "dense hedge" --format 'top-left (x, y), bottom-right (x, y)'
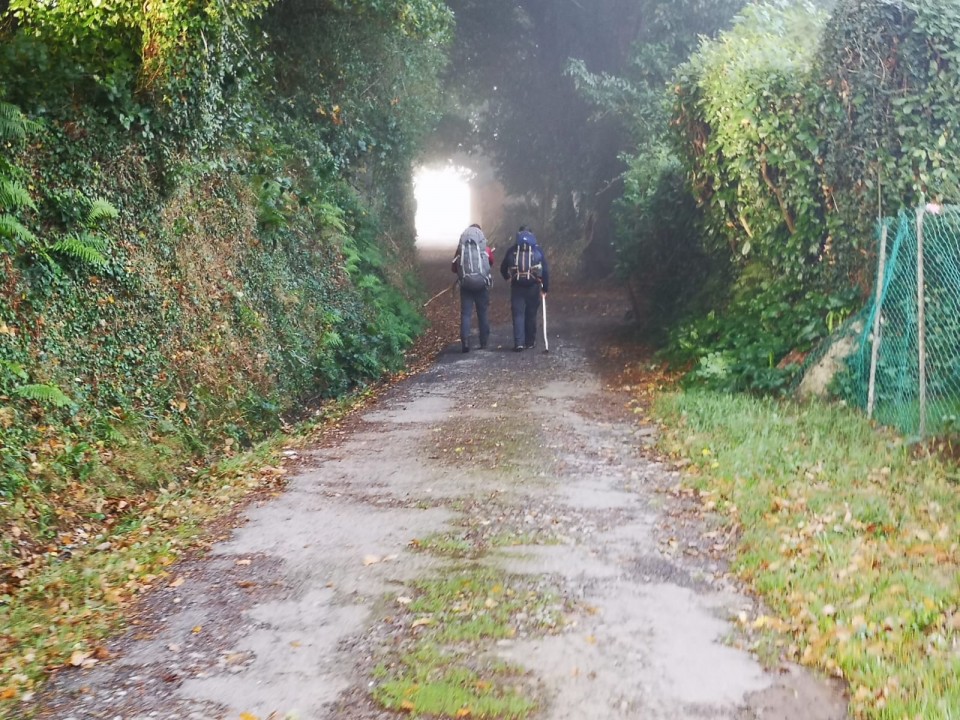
top-left (0, 0), bottom-right (450, 590)
top-left (617, 0), bottom-right (960, 392)
top-left (820, 0), bottom-right (960, 259)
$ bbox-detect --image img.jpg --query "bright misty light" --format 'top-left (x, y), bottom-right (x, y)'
top-left (414, 166), bottom-right (472, 247)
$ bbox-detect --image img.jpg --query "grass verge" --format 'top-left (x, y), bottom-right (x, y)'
top-left (653, 389), bottom-right (960, 719)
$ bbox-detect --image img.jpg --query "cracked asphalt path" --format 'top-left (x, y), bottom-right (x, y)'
top-left (32, 253), bottom-right (849, 720)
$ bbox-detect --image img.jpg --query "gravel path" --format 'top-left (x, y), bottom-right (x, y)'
top-left (31, 255), bottom-right (849, 720)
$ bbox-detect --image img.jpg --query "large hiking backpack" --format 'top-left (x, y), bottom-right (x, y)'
top-left (509, 231), bottom-right (543, 286)
top-left (457, 226), bottom-right (492, 291)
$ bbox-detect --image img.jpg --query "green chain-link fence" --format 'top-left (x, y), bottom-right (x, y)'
top-left (848, 205), bottom-right (960, 438)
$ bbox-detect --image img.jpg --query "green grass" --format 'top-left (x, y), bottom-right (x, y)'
top-left (410, 529), bottom-right (550, 560)
top-left (411, 532), bottom-right (476, 558)
top-left (654, 390), bottom-right (960, 719)
top-left (372, 566), bottom-right (561, 718)
top-left (408, 568), bottom-right (557, 643)
top-left (374, 645), bottom-right (535, 719)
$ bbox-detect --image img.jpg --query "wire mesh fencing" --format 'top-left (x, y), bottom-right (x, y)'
top-left (848, 205), bottom-right (960, 438)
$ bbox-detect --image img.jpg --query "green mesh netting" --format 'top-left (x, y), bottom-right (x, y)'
top-left (849, 206), bottom-right (960, 438)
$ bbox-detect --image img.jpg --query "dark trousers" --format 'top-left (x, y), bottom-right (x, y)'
top-left (510, 283), bottom-right (541, 348)
top-left (460, 285), bottom-right (490, 349)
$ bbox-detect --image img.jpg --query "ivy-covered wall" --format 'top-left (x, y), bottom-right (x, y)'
top-left (0, 0), bottom-right (451, 589)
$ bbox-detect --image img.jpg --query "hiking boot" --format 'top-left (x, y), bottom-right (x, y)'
top-left (462, 345), bottom-right (470, 353)
top-left (514, 346), bottom-right (524, 352)
top-left (524, 344), bottom-right (535, 349)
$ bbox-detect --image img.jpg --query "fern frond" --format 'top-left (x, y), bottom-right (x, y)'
top-left (76, 230), bottom-right (108, 252)
top-left (87, 197), bottom-right (119, 225)
top-left (357, 275), bottom-right (381, 291)
top-left (322, 330), bottom-right (344, 349)
top-left (13, 383), bottom-right (74, 408)
top-left (96, 423), bottom-right (127, 446)
top-left (0, 178), bottom-right (36, 212)
top-left (0, 213), bottom-right (37, 246)
top-left (51, 233), bottom-right (108, 267)
top-left (316, 201), bottom-right (347, 234)
top-left (0, 102), bottom-right (31, 143)
top-left (0, 359), bottom-right (29, 381)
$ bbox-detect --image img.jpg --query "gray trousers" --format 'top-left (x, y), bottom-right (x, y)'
top-left (460, 285), bottom-right (490, 349)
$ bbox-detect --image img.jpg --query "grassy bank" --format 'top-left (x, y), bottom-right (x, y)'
top-left (0, 391), bottom-right (375, 718)
top-left (652, 390), bottom-right (960, 719)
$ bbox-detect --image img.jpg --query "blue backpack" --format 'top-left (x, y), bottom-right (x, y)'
top-left (509, 231), bottom-right (543, 286)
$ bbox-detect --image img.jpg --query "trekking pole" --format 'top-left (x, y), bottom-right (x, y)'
top-left (541, 290), bottom-right (549, 353)
top-left (423, 280), bottom-right (457, 308)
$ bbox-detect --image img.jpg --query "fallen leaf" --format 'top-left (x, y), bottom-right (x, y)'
top-left (169, 576), bottom-right (185, 588)
top-left (396, 596), bottom-right (413, 605)
top-left (192, 625), bottom-right (203, 634)
top-left (400, 700), bottom-right (416, 712)
top-left (363, 554), bottom-right (381, 566)
top-left (0, 688), bottom-right (17, 700)
top-left (456, 708), bottom-right (473, 718)
top-left (240, 713), bottom-right (260, 720)
top-left (224, 652), bottom-right (248, 666)
top-left (69, 650), bottom-right (92, 667)
top-left (235, 558), bottom-right (252, 566)
top-left (411, 617), bottom-right (434, 628)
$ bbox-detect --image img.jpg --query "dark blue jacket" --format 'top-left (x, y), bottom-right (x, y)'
top-left (500, 232), bottom-right (550, 293)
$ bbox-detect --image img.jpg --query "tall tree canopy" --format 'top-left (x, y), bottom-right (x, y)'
top-left (442, 0), bottom-right (744, 267)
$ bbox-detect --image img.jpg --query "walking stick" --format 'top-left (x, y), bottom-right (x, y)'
top-left (541, 291), bottom-right (549, 352)
top-left (423, 280), bottom-right (458, 308)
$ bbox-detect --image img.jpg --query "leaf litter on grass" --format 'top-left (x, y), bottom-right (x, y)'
top-left (649, 388), bottom-right (960, 719)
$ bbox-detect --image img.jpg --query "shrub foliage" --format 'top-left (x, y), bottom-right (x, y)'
top-left (614, 0), bottom-right (960, 392)
top-left (0, 0), bottom-right (451, 596)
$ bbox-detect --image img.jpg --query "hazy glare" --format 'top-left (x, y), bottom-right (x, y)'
top-left (414, 166), bottom-right (471, 248)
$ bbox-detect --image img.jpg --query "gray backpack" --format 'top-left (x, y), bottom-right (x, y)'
top-left (457, 226), bottom-right (491, 291)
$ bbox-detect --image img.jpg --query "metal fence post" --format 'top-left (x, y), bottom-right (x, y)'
top-left (916, 207), bottom-right (927, 437)
top-left (867, 223), bottom-right (889, 419)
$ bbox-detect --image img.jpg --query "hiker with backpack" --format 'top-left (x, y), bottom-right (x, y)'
top-left (500, 226), bottom-right (549, 352)
top-left (452, 223), bottom-right (494, 353)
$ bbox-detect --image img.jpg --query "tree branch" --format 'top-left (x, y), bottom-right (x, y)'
top-left (759, 147), bottom-right (796, 235)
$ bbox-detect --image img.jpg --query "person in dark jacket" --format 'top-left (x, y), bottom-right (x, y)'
top-left (500, 226), bottom-right (549, 351)
top-left (452, 223), bottom-right (495, 352)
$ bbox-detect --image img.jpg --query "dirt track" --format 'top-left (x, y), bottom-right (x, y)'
top-left (32, 250), bottom-right (849, 719)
